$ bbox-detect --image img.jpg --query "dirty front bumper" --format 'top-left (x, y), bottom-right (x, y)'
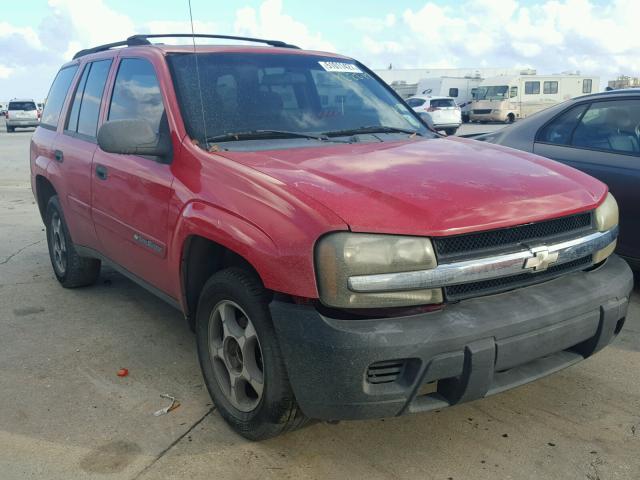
top-left (270, 255), bottom-right (633, 421)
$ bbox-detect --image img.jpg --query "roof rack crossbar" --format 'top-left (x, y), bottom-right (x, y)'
top-left (72, 33), bottom-right (299, 59)
top-left (72, 38), bottom-right (151, 60)
top-left (128, 33), bottom-right (300, 49)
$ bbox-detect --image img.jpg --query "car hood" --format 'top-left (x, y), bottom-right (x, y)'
top-left (219, 137), bottom-right (607, 237)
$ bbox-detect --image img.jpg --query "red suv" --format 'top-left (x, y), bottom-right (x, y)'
top-left (31, 34), bottom-right (632, 440)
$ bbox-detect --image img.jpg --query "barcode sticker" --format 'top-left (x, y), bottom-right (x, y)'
top-left (318, 61), bottom-right (362, 73)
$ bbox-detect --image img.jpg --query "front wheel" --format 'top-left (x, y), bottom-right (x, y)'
top-left (195, 268), bottom-right (308, 440)
top-left (444, 127), bottom-right (458, 136)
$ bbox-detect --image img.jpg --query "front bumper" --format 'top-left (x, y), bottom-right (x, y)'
top-left (433, 122), bottom-right (461, 130)
top-left (470, 112), bottom-right (505, 122)
top-left (270, 255), bottom-right (633, 421)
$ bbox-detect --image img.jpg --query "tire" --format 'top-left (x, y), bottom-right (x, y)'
top-left (6, 126), bottom-right (14, 132)
top-left (445, 127), bottom-right (458, 136)
top-left (195, 268), bottom-right (308, 440)
top-left (505, 113), bottom-right (515, 124)
top-left (45, 195), bottom-right (101, 288)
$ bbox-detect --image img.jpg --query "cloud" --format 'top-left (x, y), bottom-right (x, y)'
top-left (234, 0), bottom-right (334, 51)
top-left (348, 0), bottom-right (640, 80)
top-left (348, 14), bottom-right (396, 33)
top-left (1, 0), bottom-right (638, 100)
top-left (0, 65), bottom-right (14, 79)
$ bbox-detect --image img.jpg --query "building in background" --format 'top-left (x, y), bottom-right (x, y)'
top-left (374, 67), bottom-right (531, 99)
top-left (608, 75), bottom-right (640, 89)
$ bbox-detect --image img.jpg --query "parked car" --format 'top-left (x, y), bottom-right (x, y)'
top-left (31, 34), bottom-right (632, 440)
top-left (416, 77), bottom-right (481, 123)
top-left (6, 98), bottom-right (40, 132)
top-left (476, 89), bottom-right (640, 269)
top-left (406, 95), bottom-right (462, 135)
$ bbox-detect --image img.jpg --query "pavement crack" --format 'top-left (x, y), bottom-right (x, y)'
top-left (0, 240), bottom-right (43, 265)
top-left (131, 407), bottom-right (215, 480)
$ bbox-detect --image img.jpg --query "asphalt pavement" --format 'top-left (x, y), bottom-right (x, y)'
top-left (0, 119), bottom-right (638, 480)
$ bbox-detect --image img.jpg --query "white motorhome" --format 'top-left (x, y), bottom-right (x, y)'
top-left (470, 74), bottom-right (599, 123)
top-left (417, 77), bottom-right (482, 120)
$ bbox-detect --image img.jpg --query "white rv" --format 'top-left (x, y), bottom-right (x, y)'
top-left (470, 74), bottom-right (599, 123)
top-left (416, 77), bottom-right (482, 121)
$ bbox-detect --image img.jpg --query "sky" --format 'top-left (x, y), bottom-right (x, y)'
top-left (1, 0), bottom-right (638, 100)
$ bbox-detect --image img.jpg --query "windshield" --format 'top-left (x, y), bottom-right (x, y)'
top-left (167, 53), bottom-right (428, 145)
top-left (475, 85), bottom-right (509, 100)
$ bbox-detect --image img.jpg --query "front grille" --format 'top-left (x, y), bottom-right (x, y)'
top-left (444, 255), bottom-right (593, 302)
top-left (366, 360), bottom-right (405, 384)
top-left (433, 212), bottom-right (593, 262)
top-left (473, 109), bottom-right (492, 114)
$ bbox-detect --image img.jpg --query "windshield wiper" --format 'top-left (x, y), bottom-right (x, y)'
top-left (321, 125), bottom-right (422, 137)
top-left (206, 129), bottom-right (347, 143)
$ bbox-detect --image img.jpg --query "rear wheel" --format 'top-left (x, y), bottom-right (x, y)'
top-left (196, 268), bottom-right (308, 440)
top-left (45, 195), bottom-right (101, 288)
top-left (6, 126), bottom-right (14, 132)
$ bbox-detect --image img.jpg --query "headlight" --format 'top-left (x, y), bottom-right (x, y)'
top-left (315, 232), bottom-right (442, 308)
top-left (593, 192), bottom-right (618, 263)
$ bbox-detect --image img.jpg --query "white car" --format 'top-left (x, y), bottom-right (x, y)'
top-left (6, 98), bottom-right (40, 132)
top-left (406, 95), bottom-right (462, 135)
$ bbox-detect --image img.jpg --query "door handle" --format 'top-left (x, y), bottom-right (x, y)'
top-left (54, 149), bottom-right (63, 163)
top-left (95, 164), bottom-right (108, 180)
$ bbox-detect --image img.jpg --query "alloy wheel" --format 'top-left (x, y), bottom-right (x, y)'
top-left (208, 300), bottom-right (264, 412)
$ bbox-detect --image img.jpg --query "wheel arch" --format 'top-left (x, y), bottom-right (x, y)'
top-left (173, 201), bottom-right (288, 327)
top-left (35, 174), bottom-right (57, 221)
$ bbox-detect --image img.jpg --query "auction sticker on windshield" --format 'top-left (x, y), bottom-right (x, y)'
top-left (318, 61), bottom-right (362, 73)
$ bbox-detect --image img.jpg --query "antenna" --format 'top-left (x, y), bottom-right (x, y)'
top-left (188, 0), bottom-right (209, 149)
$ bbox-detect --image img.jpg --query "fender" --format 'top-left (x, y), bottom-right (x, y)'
top-left (170, 199), bottom-right (321, 311)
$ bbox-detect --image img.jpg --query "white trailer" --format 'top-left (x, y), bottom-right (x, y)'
top-left (470, 74), bottom-right (599, 123)
top-left (416, 77), bottom-right (482, 120)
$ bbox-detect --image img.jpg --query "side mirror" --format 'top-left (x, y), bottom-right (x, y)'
top-left (97, 119), bottom-right (171, 160)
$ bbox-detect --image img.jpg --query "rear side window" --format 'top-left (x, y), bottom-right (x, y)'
top-left (41, 65), bottom-right (79, 128)
top-left (525, 81), bottom-right (540, 95)
top-left (537, 103), bottom-right (589, 145)
top-left (108, 58), bottom-right (164, 132)
top-left (448, 87), bottom-right (459, 97)
top-left (66, 60), bottom-right (112, 138)
top-left (9, 101), bottom-right (36, 111)
top-left (430, 98), bottom-right (455, 108)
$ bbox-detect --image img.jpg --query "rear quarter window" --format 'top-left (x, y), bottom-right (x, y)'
top-left (41, 65), bottom-right (79, 129)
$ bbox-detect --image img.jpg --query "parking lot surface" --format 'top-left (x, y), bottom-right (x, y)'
top-left (1, 119), bottom-right (638, 480)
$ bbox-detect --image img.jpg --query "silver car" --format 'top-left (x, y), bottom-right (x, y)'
top-left (6, 98), bottom-right (40, 132)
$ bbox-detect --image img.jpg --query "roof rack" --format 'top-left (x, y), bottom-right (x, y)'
top-left (72, 33), bottom-right (300, 59)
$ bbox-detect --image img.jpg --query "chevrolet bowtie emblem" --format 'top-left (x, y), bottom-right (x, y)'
top-left (524, 247), bottom-right (559, 271)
